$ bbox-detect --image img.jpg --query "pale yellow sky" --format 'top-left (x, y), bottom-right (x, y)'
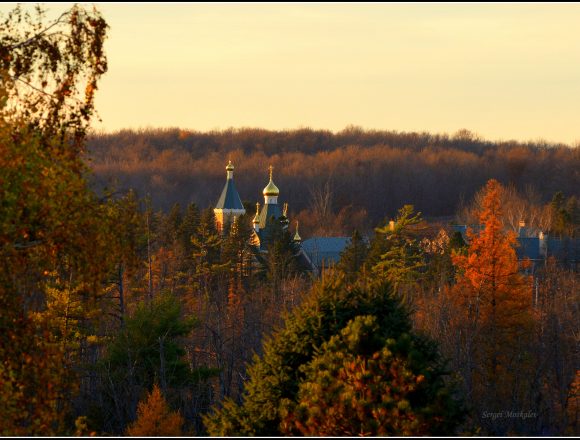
top-left (5, 3), bottom-right (580, 145)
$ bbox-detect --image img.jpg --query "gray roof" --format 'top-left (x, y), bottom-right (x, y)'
top-left (215, 177), bottom-right (244, 210)
top-left (453, 225), bottom-right (579, 264)
top-left (302, 237), bottom-right (350, 267)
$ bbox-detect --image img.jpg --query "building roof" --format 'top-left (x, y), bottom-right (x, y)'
top-left (516, 238), bottom-right (541, 261)
top-left (215, 168), bottom-right (244, 210)
top-left (302, 237), bottom-right (351, 268)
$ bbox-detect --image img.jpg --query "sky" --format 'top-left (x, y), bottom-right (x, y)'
top-left (5, 2), bottom-right (580, 145)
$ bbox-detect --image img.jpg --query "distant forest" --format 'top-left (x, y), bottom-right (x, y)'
top-left (87, 127), bottom-right (579, 235)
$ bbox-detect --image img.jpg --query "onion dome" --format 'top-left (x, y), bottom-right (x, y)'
top-left (263, 165), bottom-right (280, 196)
top-left (226, 160), bottom-right (234, 172)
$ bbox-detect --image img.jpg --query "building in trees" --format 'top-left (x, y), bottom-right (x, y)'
top-left (451, 223), bottom-right (579, 271)
top-left (214, 162), bottom-right (315, 271)
top-left (214, 161), bottom-right (246, 232)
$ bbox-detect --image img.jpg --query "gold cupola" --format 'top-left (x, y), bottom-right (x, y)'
top-left (262, 165), bottom-right (280, 196)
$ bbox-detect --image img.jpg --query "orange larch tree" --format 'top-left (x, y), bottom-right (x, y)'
top-left (126, 384), bottom-right (185, 436)
top-left (449, 179), bottom-right (535, 434)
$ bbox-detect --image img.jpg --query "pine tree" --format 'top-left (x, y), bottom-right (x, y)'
top-left (191, 208), bottom-right (228, 301)
top-left (100, 292), bottom-right (215, 433)
top-left (126, 384), bottom-right (185, 436)
top-left (337, 229), bottom-right (368, 283)
top-left (159, 203), bottom-right (182, 247)
top-left (178, 203), bottom-right (200, 257)
top-left (371, 205), bottom-right (426, 303)
top-left (263, 220), bottom-right (302, 296)
top-left (204, 274), bottom-right (465, 436)
top-left (281, 315), bottom-right (460, 436)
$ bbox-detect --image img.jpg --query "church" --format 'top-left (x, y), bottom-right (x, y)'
top-left (214, 161), bottom-right (316, 271)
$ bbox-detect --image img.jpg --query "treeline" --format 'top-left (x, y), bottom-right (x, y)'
top-left (87, 127), bottom-right (580, 234)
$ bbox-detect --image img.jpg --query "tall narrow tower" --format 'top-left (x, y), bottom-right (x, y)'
top-left (214, 160), bottom-right (245, 232)
top-left (255, 165), bottom-right (282, 229)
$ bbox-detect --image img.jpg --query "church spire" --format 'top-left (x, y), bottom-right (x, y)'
top-left (253, 202), bottom-right (260, 232)
top-left (226, 160), bottom-right (234, 178)
top-left (214, 160), bottom-right (245, 232)
top-left (293, 220), bottom-right (301, 242)
top-left (263, 164), bottom-right (280, 204)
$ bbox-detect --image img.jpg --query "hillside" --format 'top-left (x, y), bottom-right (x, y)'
top-left (87, 127), bottom-right (579, 234)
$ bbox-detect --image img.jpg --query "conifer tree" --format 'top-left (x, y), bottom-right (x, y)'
top-left (449, 179), bottom-right (534, 434)
top-left (371, 205), bottom-right (426, 302)
top-left (337, 229), bottom-right (368, 283)
top-left (282, 315), bottom-right (451, 436)
top-left (263, 220), bottom-right (302, 296)
top-left (191, 208), bottom-right (228, 300)
top-left (179, 203), bottom-right (200, 257)
top-left (100, 292), bottom-right (214, 433)
top-left (204, 274), bottom-right (465, 436)
top-left (159, 203), bottom-right (183, 247)
top-left (126, 384), bottom-right (185, 436)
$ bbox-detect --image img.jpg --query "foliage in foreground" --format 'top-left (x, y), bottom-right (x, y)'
top-left (204, 274), bottom-right (465, 436)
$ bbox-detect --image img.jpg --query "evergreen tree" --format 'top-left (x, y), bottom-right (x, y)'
top-left (191, 208), bottom-right (227, 300)
top-left (262, 220), bottom-right (303, 296)
top-left (159, 203), bottom-right (182, 247)
top-left (337, 229), bottom-right (368, 283)
top-left (222, 214), bottom-right (255, 290)
top-left (204, 274), bottom-right (465, 436)
top-left (99, 292), bottom-right (214, 433)
top-left (371, 205), bottom-right (426, 303)
top-left (178, 203), bottom-right (200, 257)
top-left (281, 315), bottom-right (458, 436)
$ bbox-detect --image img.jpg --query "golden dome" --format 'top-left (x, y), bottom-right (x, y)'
top-left (225, 160), bottom-right (234, 172)
top-left (263, 165), bottom-right (279, 196)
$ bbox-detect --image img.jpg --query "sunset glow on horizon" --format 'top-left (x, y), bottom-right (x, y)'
top-left (7, 2), bottom-right (580, 145)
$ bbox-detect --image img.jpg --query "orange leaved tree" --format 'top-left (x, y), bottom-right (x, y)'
top-left (126, 384), bottom-right (185, 436)
top-left (449, 179), bottom-right (535, 433)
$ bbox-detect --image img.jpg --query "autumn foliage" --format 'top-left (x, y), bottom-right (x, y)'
top-left (126, 384), bottom-right (185, 436)
top-left (204, 276), bottom-right (465, 436)
top-left (447, 179), bottom-right (535, 431)
top-left (281, 316), bottom-right (449, 436)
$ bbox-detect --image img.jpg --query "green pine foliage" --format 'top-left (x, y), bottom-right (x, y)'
top-left (99, 292), bottom-right (216, 432)
top-left (281, 315), bottom-right (462, 436)
top-left (178, 203), bottom-right (200, 257)
top-left (550, 192), bottom-right (579, 238)
top-left (261, 219), bottom-right (304, 294)
top-left (203, 274), bottom-right (465, 436)
top-left (371, 205), bottom-right (426, 302)
top-left (337, 229), bottom-right (369, 283)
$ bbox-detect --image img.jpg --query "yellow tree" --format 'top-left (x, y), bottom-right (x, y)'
top-left (449, 179), bottom-right (535, 433)
top-left (126, 384), bottom-right (185, 436)
top-left (0, 4), bottom-right (109, 435)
